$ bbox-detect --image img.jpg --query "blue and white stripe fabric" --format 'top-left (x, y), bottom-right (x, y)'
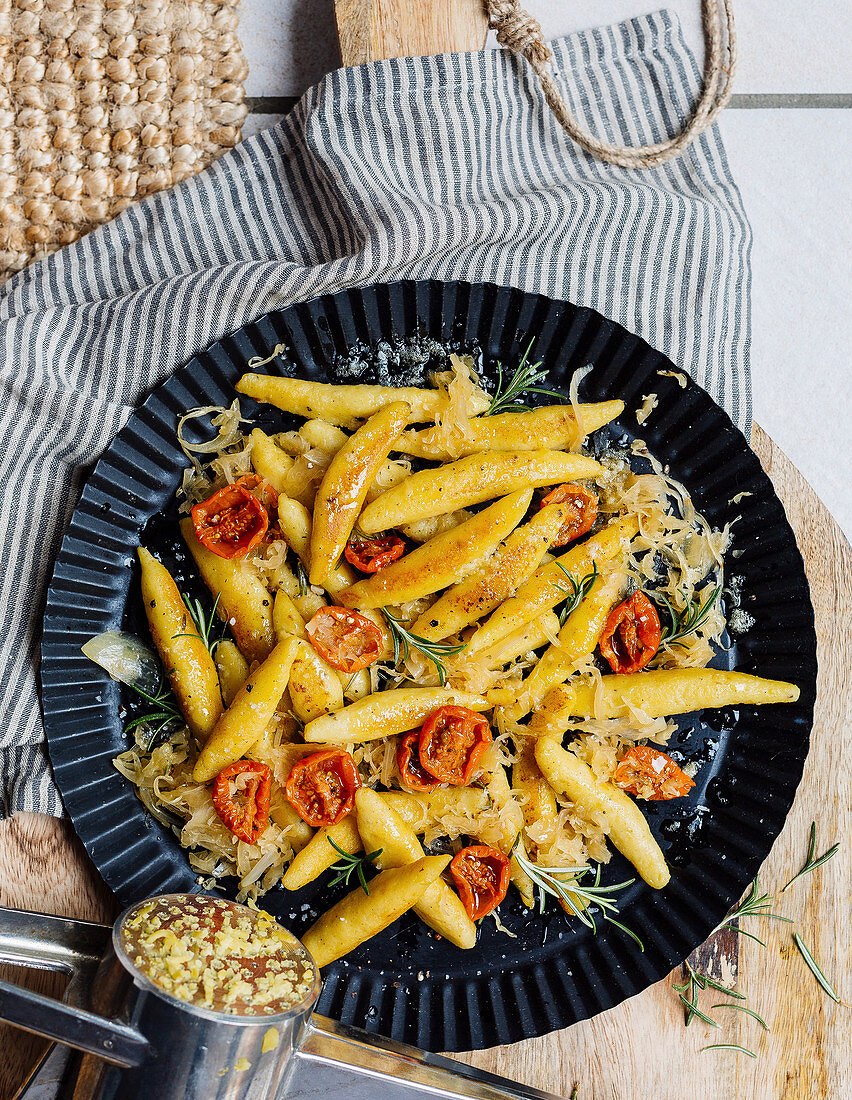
top-left (0, 9), bottom-right (751, 816)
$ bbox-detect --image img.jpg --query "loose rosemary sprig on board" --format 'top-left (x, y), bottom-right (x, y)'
top-left (782, 821), bottom-right (840, 892)
top-left (327, 838), bottom-right (383, 895)
top-left (511, 845), bottom-right (644, 951)
top-left (380, 608), bottom-right (465, 686)
top-left (674, 822), bottom-right (842, 1058)
top-left (485, 339), bottom-right (564, 416)
top-left (710, 875), bottom-right (793, 946)
top-left (173, 592), bottom-right (223, 656)
top-left (657, 584), bottom-right (721, 646)
top-left (555, 562), bottom-right (599, 625)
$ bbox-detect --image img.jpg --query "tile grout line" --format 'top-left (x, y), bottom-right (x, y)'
top-left (246, 92), bottom-right (852, 114)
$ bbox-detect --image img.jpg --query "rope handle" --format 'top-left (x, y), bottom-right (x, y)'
top-left (484, 0), bottom-right (736, 168)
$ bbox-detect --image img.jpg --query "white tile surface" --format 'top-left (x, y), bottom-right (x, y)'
top-left (720, 109), bottom-right (852, 540)
top-left (238, 4), bottom-right (852, 542)
top-left (242, 0), bottom-right (339, 98)
top-left (498, 2), bottom-right (852, 94)
top-left (241, 0), bottom-right (852, 97)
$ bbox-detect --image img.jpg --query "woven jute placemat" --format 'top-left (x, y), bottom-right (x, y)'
top-left (0, 0), bottom-right (248, 282)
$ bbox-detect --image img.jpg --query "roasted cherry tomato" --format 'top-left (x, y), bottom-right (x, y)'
top-left (539, 482), bottom-right (598, 547)
top-left (449, 845), bottom-right (510, 920)
top-left (285, 749), bottom-right (360, 827)
top-left (599, 591), bottom-right (662, 673)
top-left (613, 746), bottom-right (695, 801)
top-left (212, 760), bottom-right (272, 843)
top-left (191, 476), bottom-right (273, 559)
top-left (305, 606), bottom-right (384, 673)
top-left (344, 532), bottom-right (406, 573)
top-left (397, 730), bottom-right (441, 793)
top-left (418, 705), bottom-right (492, 786)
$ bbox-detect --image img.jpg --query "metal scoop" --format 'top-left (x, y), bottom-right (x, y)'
top-left (0, 894), bottom-right (566, 1100)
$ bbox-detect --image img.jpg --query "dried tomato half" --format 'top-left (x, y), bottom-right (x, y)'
top-left (539, 482), bottom-right (598, 547)
top-left (450, 845), bottom-right (510, 920)
top-left (344, 533), bottom-right (406, 573)
top-left (419, 705), bottom-right (492, 786)
top-left (599, 591), bottom-right (662, 674)
top-left (191, 476), bottom-right (272, 559)
top-left (397, 730), bottom-right (441, 793)
top-left (212, 760), bottom-right (272, 843)
top-left (285, 749), bottom-right (360, 827)
top-left (613, 746), bottom-right (695, 801)
top-left (305, 606), bottom-right (383, 673)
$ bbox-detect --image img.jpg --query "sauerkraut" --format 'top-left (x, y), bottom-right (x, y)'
top-left (112, 353), bottom-right (732, 909)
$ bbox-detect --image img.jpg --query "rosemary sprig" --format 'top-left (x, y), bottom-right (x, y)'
top-left (673, 876), bottom-right (788, 1032)
top-left (673, 828), bottom-right (842, 1053)
top-left (793, 933), bottom-right (840, 1002)
top-left (555, 562), bottom-right (598, 625)
top-left (701, 1043), bottom-right (757, 1059)
top-left (327, 838), bottom-right (383, 895)
top-left (782, 821), bottom-right (839, 892)
top-left (173, 592), bottom-right (222, 656)
top-left (511, 845), bottom-right (644, 950)
top-left (656, 584), bottom-right (721, 646)
top-left (711, 1002), bottom-right (770, 1029)
top-left (710, 875), bottom-right (793, 945)
top-left (124, 679), bottom-right (182, 750)
top-left (485, 339), bottom-right (564, 416)
top-left (380, 608), bottom-right (465, 686)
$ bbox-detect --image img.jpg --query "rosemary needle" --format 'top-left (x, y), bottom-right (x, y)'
top-left (712, 1003), bottom-right (770, 1030)
top-left (678, 995), bottom-right (720, 1028)
top-left (793, 933), bottom-right (840, 1003)
top-left (701, 1044), bottom-right (757, 1059)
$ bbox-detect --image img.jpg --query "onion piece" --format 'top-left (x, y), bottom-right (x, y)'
top-left (81, 631), bottom-right (162, 696)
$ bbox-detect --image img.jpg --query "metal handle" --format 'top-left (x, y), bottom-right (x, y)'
top-left (287, 1015), bottom-right (569, 1099)
top-left (0, 905), bottom-right (147, 1071)
top-left (0, 906), bottom-right (110, 975)
top-left (0, 979), bottom-right (149, 1068)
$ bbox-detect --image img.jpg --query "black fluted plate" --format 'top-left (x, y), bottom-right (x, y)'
top-left (41, 281), bottom-right (816, 1053)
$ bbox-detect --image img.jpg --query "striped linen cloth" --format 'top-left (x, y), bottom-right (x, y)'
top-left (0, 9), bottom-right (751, 816)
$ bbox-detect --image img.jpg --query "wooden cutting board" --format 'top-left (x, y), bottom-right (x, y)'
top-left (1, 4), bottom-right (849, 1099)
